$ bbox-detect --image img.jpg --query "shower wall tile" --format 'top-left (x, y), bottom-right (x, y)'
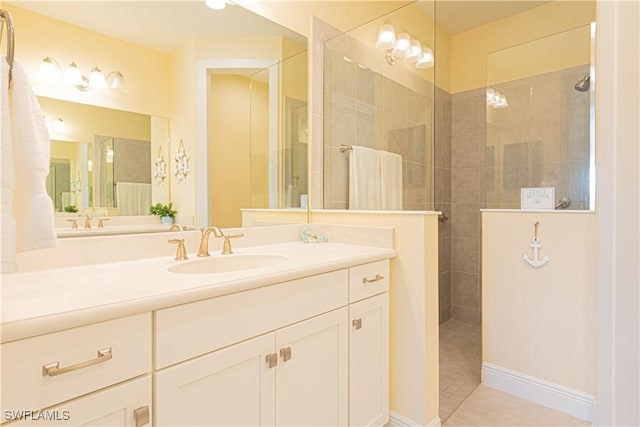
top-left (451, 203), bottom-right (480, 239)
top-left (383, 77), bottom-right (407, 117)
top-left (323, 145), bottom-right (349, 205)
top-left (451, 305), bottom-right (479, 324)
top-left (439, 236), bottom-right (451, 274)
top-left (451, 168), bottom-right (480, 203)
top-left (355, 66), bottom-right (375, 106)
top-left (435, 131), bottom-right (451, 169)
top-left (435, 202), bottom-right (451, 238)
top-left (451, 271), bottom-right (479, 309)
top-left (326, 49), bottom-right (356, 97)
top-left (435, 86), bottom-right (452, 136)
top-left (435, 167), bottom-right (451, 204)
top-left (451, 237), bottom-right (479, 274)
top-left (406, 123), bottom-right (426, 164)
top-left (451, 133), bottom-right (483, 169)
top-left (407, 90), bottom-right (428, 124)
top-left (452, 89), bottom-right (486, 136)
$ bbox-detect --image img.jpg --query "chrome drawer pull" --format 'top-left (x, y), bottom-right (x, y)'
top-left (362, 274), bottom-right (384, 284)
top-left (42, 348), bottom-right (112, 377)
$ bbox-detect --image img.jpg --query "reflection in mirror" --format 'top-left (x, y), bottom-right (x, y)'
top-left (8, 1), bottom-right (308, 231)
top-left (38, 97), bottom-right (169, 216)
top-left (204, 49), bottom-right (308, 228)
top-left (321, 1), bottom-right (436, 211)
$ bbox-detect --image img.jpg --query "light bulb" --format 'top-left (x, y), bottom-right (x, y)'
top-left (89, 67), bottom-right (107, 89)
top-left (65, 62), bottom-right (83, 85)
top-left (405, 39), bottom-right (423, 63)
top-left (416, 46), bottom-right (434, 68)
top-left (392, 32), bottom-right (411, 58)
top-left (110, 72), bottom-right (124, 89)
top-left (39, 57), bottom-right (59, 81)
top-left (205, 0), bottom-right (227, 10)
top-left (376, 24), bottom-right (396, 50)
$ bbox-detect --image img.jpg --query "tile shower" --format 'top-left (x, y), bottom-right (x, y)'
top-left (323, 34), bottom-right (435, 211)
top-left (319, 18), bottom-right (592, 328)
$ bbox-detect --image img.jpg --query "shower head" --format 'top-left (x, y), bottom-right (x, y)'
top-left (574, 75), bottom-right (590, 92)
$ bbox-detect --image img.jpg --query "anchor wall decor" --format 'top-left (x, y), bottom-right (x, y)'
top-left (523, 221), bottom-right (549, 268)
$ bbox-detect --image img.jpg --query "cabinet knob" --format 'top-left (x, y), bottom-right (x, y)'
top-left (266, 353), bottom-right (278, 369)
top-left (279, 346), bottom-right (292, 362)
top-left (134, 406), bottom-right (150, 427)
top-left (353, 318), bottom-right (362, 330)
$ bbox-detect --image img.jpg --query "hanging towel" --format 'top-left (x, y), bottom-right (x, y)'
top-left (116, 182), bottom-right (140, 216)
top-left (116, 182), bottom-right (152, 216)
top-left (9, 61), bottom-right (57, 260)
top-left (1, 58), bottom-right (16, 272)
top-left (381, 150), bottom-right (403, 210)
top-left (349, 145), bottom-right (381, 210)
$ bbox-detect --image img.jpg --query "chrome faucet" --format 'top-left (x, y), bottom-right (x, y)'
top-left (198, 226), bottom-right (244, 256)
top-left (197, 226), bottom-right (224, 257)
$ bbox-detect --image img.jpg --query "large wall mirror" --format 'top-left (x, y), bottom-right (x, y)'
top-left (39, 96), bottom-right (169, 216)
top-left (5, 0), bottom-right (307, 232)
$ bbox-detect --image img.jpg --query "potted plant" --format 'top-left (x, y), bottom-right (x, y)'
top-left (150, 202), bottom-right (177, 224)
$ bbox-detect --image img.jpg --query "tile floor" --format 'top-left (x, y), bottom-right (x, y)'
top-left (439, 319), bottom-right (483, 421)
top-left (443, 384), bottom-right (591, 426)
top-left (439, 319), bottom-right (591, 426)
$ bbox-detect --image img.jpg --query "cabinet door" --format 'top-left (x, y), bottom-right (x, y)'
top-left (7, 376), bottom-right (151, 427)
top-left (349, 293), bottom-right (389, 427)
top-left (275, 308), bottom-right (349, 426)
top-left (155, 334), bottom-right (275, 426)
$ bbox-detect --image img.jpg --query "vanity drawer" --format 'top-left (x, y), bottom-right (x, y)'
top-left (155, 269), bottom-right (348, 369)
top-left (349, 260), bottom-right (390, 303)
top-left (1, 313), bottom-right (151, 414)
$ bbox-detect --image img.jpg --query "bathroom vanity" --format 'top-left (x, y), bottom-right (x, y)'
top-left (1, 226), bottom-right (393, 426)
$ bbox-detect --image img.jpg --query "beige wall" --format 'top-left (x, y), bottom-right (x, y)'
top-left (308, 211), bottom-right (440, 426)
top-left (208, 75), bottom-right (252, 228)
top-left (3, 4), bottom-right (172, 117)
top-left (450, 1), bottom-right (596, 94)
top-left (250, 79), bottom-right (270, 209)
top-left (595, 1), bottom-right (640, 424)
top-left (482, 211), bottom-right (597, 395)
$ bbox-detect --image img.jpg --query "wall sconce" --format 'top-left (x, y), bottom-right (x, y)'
top-left (45, 116), bottom-right (65, 134)
top-left (40, 56), bottom-right (124, 91)
top-left (486, 88), bottom-right (509, 108)
top-left (375, 23), bottom-right (434, 69)
top-left (204, 0), bottom-right (233, 10)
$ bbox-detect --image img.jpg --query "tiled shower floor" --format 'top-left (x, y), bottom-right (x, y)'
top-left (439, 318), bottom-right (482, 422)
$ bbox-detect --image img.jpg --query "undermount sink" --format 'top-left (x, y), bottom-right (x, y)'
top-left (168, 254), bottom-right (288, 274)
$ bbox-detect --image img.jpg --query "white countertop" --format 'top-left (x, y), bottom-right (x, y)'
top-left (1, 242), bottom-right (395, 343)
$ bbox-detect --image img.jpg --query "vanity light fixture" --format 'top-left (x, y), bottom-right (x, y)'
top-left (205, 0), bottom-right (233, 10)
top-left (486, 88), bottom-right (509, 109)
top-left (375, 23), bottom-right (434, 69)
top-left (39, 56), bottom-right (124, 91)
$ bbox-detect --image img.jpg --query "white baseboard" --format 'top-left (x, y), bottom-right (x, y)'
top-left (388, 411), bottom-right (441, 426)
top-left (482, 362), bottom-right (596, 422)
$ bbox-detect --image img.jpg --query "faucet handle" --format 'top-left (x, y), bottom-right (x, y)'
top-left (168, 238), bottom-right (188, 260)
top-left (221, 233), bottom-right (244, 255)
top-left (66, 219), bottom-right (78, 229)
top-left (97, 218), bottom-right (110, 228)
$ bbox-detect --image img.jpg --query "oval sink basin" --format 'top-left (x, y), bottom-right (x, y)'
top-left (168, 254), bottom-right (288, 274)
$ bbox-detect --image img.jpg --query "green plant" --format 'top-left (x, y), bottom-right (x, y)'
top-left (150, 202), bottom-right (177, 218)
top-left (64, 205), bottom-right (78, 213)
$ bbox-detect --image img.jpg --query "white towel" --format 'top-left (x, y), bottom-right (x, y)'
top-left (1, 59), bottom-right (16, 272)
top-left (349, 145), bottom-right (381, 210)
top-left (116, 182), bottom-right (152, 215)
top-left (2, 60), bottom-right (57, 272)
top-left (381, 151), bottom-right (403, 210)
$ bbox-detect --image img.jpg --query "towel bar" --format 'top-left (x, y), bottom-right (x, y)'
top-left (0, 9), bottom-right (15, 88)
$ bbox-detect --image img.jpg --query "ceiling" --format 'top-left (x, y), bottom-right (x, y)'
top-left (7, 0), bottom-right (307, 53)
top-left (9, 0), bottom-right (552, 53)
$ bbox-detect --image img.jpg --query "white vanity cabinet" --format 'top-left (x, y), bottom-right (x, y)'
top-left (348, 260), bottom-right (390, 427)
top-left (154, 270), bottom-right (350, 426)
top-left (155, 308), bottom-right (348, 427)
top-left (0, 314), bottom-right (152, 426)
